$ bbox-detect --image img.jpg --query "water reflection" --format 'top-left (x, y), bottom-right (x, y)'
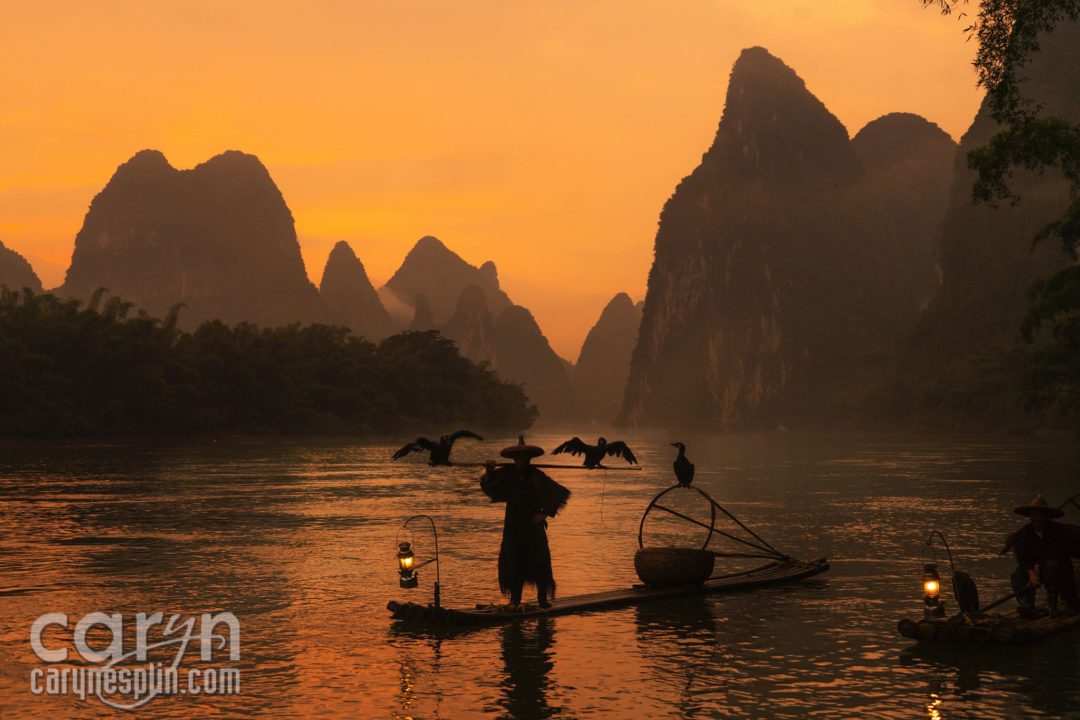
top-left (498, 619), bottom-right (560, 719)
top-left (635, 596), bottom-right (721, 718)
top-left (901, 634), bottom-right (1080, 718)
top-left (0, 434), bottom-right (1078, 718)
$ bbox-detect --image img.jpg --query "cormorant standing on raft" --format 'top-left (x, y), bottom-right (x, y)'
top-left (392, 430), bottom-right (483, 466)
top-left (671, 442), bottom-right (694, 487)
top-left (551, 437), bottom-right (637, 469)
top-left (481, 437), bottom-right (570, 608)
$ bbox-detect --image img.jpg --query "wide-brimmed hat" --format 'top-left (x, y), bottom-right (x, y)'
top-left (501, 435), bottom-right (544, 460)
top-left (1014, 494), bottom-right (1065, 519)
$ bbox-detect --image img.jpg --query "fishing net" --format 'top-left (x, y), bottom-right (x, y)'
top-left (637, 483), bottom-right (789, 584)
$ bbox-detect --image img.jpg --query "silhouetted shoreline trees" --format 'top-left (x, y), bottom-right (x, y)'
top-left (0, 288), bottom-right (537, 437)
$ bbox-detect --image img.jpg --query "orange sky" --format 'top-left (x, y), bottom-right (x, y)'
top-left (0, 1), bottom-right (981, 359)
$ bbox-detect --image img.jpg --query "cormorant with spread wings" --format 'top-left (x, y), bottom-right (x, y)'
top-left (552, 436), bottom-right (637, 469)
top-left (392, 430), bottom-right (483, 466)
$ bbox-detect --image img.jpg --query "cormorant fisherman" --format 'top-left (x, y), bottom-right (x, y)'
top-left (481, 437), bottom-right (570, 608)
top-left (1009, 495), bottom-right (1079, 618)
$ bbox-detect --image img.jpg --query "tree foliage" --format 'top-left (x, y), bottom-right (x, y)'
top-left (0, 288), bottom-right (537, 437)
top-left (1021, 266), bottom-right (1080, 412)
top-left (925, 0), bottom-right (1080, 419)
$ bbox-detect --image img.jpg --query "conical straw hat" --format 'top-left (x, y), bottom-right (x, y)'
top-left (500, 435), bottom-right (544, 460)
top-left (1014, 494), bottom-right (1065, 519)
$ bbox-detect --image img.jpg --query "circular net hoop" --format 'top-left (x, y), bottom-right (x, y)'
top-left (637, 485), bottom-right (718, 550)
top-left (637, 483), bottom-right (789, 562)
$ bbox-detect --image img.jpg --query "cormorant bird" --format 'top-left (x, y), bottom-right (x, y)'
top-left (552, 437), bottom-right (637, 469)
top-left (671, 442), bottom-right (694, 487)
top-left (392, 430), bottom-right (483, 465)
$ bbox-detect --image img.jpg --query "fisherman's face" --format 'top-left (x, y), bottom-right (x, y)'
top-left (514, 456), bottom-right (529, 469)
top-left (1031, 511), bottom-right (1050, 533)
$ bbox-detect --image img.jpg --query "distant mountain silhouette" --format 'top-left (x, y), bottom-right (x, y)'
top-left (0, 241), bottom-right (42, 293)
top-left (851, 113), bottom-right (957, 311)
top-left (319, 240), bottom-right (393, 341)
top-left (574, 293), bottom-right (641, 425)
top-left (60, 150), bottom-right (326, 327)
top-left (622, 47), bottom-right (956, 430)
top-left (384, 236), bottom-right (573, 421)
top-left (904, 22), bottom-right (1080, 428)
top-left (441, 284), bottom-right (497, 364)
top-left (427, 283), bottom-right (574, 422)
top-left (409, 293), bottom-right (438, 331)
top-left (384, 236), bottom-right (511, 322)
top-left (492, 305), bottom-right (576, 422)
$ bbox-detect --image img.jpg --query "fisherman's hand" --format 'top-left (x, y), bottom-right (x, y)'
top-left (531, 512), bottom-right (547, 525)
top-left (1028, 566), bottom-right (1041, 588)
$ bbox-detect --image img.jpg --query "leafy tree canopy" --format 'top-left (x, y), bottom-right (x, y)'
top-left (925, 0), bottom-right (1080, 420)
top-left (0, 288), bottom-right (538, 437)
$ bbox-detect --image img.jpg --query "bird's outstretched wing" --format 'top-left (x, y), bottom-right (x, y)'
top-left (605, 441), bottom-right (638, 464)
top-left (447, 430), bottom-right (483, 444)
top-left (392, 437), bottom-right (435, 460)
top-left (552, 437), bottom-right (588, 456)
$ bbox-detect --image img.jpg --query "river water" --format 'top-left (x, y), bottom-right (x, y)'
top-left (0, 432), bottom-right (1078, 718)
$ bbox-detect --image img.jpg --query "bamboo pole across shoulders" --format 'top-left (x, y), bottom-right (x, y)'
top-left (450, 462), bottom-right (641, 471)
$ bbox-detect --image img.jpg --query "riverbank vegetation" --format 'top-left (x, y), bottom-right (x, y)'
top-left (0, 288), bottom-right (537, 437)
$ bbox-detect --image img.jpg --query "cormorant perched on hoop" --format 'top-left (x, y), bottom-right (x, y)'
top-left (552, 437), bottom-right (637, 469)
top-left (671, 442), bottom-right (694, 487)
top-left (392, 430), bottom-right (483, 466)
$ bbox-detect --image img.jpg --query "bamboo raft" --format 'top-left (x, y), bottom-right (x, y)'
top-left (388, 557), bottom-right (829, 626)
top-left (897, 608), bottom-right (1080, 645)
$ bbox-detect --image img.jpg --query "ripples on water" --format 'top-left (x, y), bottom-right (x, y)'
top-left (0, 433), bottom-right (1077, 718)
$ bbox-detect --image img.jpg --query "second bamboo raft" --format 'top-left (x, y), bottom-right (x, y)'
top-left (897, 608), bottom-right (1080, 645)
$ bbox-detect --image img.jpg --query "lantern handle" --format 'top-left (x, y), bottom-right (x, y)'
top-left (394, 525), bottom-right (416, 549)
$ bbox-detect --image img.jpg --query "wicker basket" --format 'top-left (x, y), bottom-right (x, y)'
top-left (634, 547), bottom-right (715, 587)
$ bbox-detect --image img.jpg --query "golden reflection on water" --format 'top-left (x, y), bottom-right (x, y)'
top-left (927, 693), bottom-right (943, 720)
top-left (0, 433), bottom-right (1077, 718)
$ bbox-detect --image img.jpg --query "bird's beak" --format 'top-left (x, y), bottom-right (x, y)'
top-left (670, 443), bottom-right (678, 447)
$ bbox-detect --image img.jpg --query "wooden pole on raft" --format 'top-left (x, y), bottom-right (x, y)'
top-left (979, 588), bottom-right (1024, 614)
top-left (450, 462), bottom-right (642, 471)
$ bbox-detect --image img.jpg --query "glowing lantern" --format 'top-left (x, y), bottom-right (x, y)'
top-left (923, 563), bottom-right (945, 617)
top-left (398, 542), bottom-right (418, 588)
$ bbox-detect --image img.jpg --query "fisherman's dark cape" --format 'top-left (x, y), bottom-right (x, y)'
top-left (481, 466), bottom-right (570, 602)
